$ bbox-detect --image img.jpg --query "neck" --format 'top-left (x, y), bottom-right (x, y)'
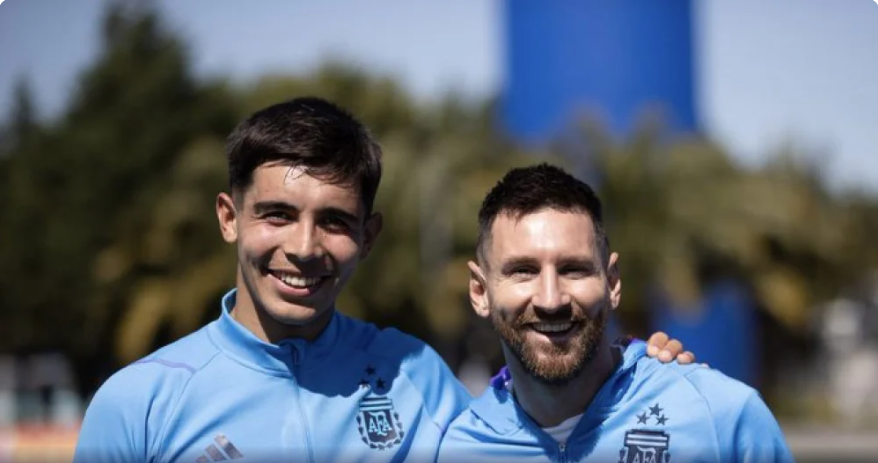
top-left (230, 270), bottom-right (334, 344)
top-left (506, 337), bottom-right (619, 428)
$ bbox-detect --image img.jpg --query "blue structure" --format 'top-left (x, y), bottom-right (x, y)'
top-left (501, 0), bottom-right (757, 385)
top-left (652, 280), bottom-right (758, 385)
top-left (502, 0), bottom-right (699, 143)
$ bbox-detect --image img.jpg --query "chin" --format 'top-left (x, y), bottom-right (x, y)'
top-left (526, 353), bottom-right (589, 386)
top-left (268, 306), bottom-right (327, 326)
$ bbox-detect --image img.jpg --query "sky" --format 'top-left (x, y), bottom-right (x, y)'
top-left (0, 0), bottom-right (876, 193)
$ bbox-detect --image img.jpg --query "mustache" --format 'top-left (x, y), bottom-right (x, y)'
top-left (513, 306), bottom-right (588, 326)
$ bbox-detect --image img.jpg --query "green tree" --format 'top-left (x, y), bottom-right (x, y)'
top-left (577, 122), bottom-right (877, 335)
top-left (0, 2), bottom-right (236, 393)
top-left (3, 3), bottom-right (877, 403)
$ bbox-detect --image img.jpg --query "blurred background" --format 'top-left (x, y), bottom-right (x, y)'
top-left (1, 0), bottom-right (877, 460)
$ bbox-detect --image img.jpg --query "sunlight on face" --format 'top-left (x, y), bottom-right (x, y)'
top-left (222, 163), bottom-right (375, 334)
top-left (483, 208), bottom-right (615, 384)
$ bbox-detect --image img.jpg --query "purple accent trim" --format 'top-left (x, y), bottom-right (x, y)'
top-left (134, 358), bottom-right (196, 373)
top-left (489, 366), bottom-right (511, 388)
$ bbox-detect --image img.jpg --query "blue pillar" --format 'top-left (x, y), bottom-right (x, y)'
top-left (502, 0), bottom-right (698, 142)
top-left (652, 280), bottom-right (758, 385)
top-left (501, 0), bottom-right (757, 384)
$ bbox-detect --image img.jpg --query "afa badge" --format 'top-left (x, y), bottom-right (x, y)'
top-left (620, 429), bottom-right (670, 463)
top-left (356, 365), bottom-right (404, 450)
top-left (619, 403), bottom-right (671, 463)
top-left (356, 395), bottom-right (404, 450)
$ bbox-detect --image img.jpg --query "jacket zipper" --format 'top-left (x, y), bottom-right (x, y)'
top-left (290, 347), bottom-right (315, 463)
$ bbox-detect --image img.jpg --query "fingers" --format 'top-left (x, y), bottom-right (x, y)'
top-left (658, 339), bottom-right (683, 363)
top-left (676, 351), bottom-right (696, 365)
top-left (646, 333), bottom-right (697, 365)
top-left (646, 332), bottom-right (669, 358)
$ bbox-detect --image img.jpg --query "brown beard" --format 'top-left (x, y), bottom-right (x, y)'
top-left (490, 299), bottom-right (609, 386)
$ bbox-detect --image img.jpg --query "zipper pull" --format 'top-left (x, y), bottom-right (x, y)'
top-left (291, 345), bottom-right (300, 365)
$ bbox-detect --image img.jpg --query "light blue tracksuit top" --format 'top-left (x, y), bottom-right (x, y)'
top-left (73, 289), bottom-right (471, 463)
top-left (437, 341), bottom-right (794, 463)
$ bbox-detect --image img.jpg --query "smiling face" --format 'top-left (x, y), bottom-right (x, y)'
top-left (217, 163), bottom-right (382, 342)
top-left (469, 208), bottom-right (620, 385)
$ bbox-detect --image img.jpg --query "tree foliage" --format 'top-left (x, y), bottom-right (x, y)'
top-left (1, 4), bottom-right (876, 395)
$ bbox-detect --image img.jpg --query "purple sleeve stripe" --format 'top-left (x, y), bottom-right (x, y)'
top-left (133, 358), bottom-right (196, 373)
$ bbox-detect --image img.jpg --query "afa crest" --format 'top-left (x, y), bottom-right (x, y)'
top-left (620, 429), bottom-right (670, 463)
top-left (356, 395), bottom-right (404, 450)
top-left (620, 403), bottom-right (671, 463)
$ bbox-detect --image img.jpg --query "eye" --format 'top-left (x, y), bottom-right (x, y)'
top-left (560, 265), bottom-right (594, 278)
top-left (320, 215), bottom-right (352, 233)
top-left (262, 211), bottom-right (293, 224)
top-left (508, 266), bottom-right (538, 277)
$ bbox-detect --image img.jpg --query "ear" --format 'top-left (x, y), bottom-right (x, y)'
top-left (360, 212), bottom-right (383, 260)
top-left (216, 192), bottom-right (239, 243)
top-left (607, 252), bottom-right (622, 310)
top-left (468, 260), bottom-right (491, 319)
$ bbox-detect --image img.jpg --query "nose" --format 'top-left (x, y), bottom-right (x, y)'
top-left (532, 269), bottom-right (571, 313)
top-left (284, 220), bottom-right (325, 262)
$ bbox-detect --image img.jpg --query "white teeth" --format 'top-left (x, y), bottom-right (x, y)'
top-left (532, 322), bottom-right (573, 333)
top-left (275, 273), bottom-right (322, 288)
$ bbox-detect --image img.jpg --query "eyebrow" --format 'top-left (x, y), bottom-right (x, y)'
top-left (252, 201), bottom-right (361, 223)
top-left (320, 207), bottom-right (361, 224)
top-left (499, 256), bottom-right (598, 273)
top-left (252, 201), bottom-right (295, 214)
top-left (499, 257), bottom-right (539, 274)
top-left (558, 257), bottom-right (599, 272)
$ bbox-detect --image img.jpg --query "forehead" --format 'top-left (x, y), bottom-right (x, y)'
top-left (488, 209), bottom-right (599, 261)
top-left (242, 163), bottom-right (364, 214)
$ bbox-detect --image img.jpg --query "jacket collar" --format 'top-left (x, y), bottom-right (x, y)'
top-left (471, 340), bottom-right (647, 436)
top-left (207, 289), bottom-right (341, 375)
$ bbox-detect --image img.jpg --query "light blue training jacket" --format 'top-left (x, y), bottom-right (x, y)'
top-left (437, 341), bottom-right (794, 463)
top-left (73, 289), bottom-right (471, 463)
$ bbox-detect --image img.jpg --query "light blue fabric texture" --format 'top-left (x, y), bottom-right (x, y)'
top-left (73, 289), bottom-right (471, 463)
top-left (437, 341), bottom-right (794, 463)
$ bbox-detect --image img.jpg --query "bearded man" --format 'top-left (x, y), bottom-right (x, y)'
top-left (437, 163), bottom-right (793, 463)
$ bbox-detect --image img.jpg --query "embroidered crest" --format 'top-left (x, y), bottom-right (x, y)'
top-left (356, 365), bottom-right (404, 450)
top-left (620, 429), bottom-right (670, 463)
top-left (619, 403), bottom-right (671, 463)
top-left (356, 395), bottom-right (404, 449)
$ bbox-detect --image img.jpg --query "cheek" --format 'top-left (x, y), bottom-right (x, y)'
top-left (238, 225), bottom-right (281, 255)
top-left (500, 285), bottom-right (532, 304)
top-left (571, 281), bottom-right (609, 314)
top-left (323, 235), bottom-right (362, 266)
top-left (490, 283), bottom-right (532, 315)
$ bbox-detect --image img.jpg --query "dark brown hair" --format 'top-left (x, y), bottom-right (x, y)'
top-left (476, 163), bottom-right (609, 265)
top-left (226, 96), bottom-right (382, 214)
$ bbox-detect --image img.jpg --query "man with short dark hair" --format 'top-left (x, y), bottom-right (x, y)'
top-left (438, 163), bottom-right (794, 463)
top-left (73, 99), bottom-right (695, 463)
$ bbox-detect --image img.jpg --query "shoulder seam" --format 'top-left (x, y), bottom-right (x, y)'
top-left (665, 365), bottom-right (724, 461)
top-left (132, 357), bottom-right (197, 373)
top-left (398, 367), bottom-right (446, 433)
top-left (152, 349), bottom-right (223, 458)
top-left (337, 323), bottom-right (418, 364)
